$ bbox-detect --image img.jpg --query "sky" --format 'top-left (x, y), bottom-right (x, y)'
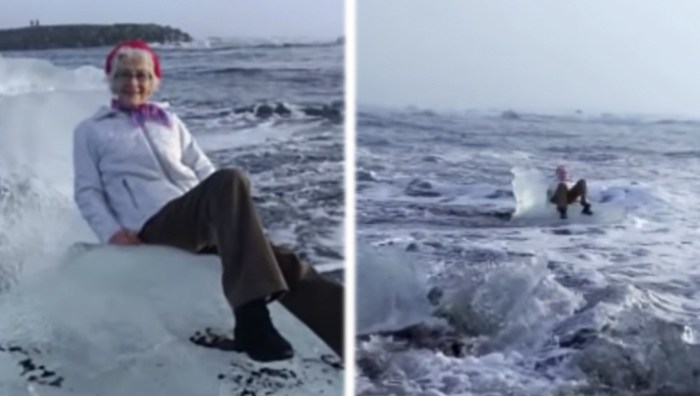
top-left (0, 0), bottom-right (343, 39)
top-left (359, 1), bottom-right (700, 117)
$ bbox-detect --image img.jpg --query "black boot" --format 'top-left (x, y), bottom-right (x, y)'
top-left (233, 298), bottom-right (294, 362)
top-left (557, 207), bottom-right (567, 219)
top-left (581, 202), bottom-right (593, 215)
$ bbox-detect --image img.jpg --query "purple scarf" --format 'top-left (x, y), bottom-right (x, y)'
top-left (111, 99), bottom-right (171, 128)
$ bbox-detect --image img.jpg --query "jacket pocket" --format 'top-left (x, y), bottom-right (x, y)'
top-left (122, 179), bottom-right (140, 209)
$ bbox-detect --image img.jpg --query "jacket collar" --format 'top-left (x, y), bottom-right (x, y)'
top-left (93, 101), bottom-right (171, 121)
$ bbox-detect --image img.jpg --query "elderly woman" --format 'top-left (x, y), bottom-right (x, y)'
top-left (72, 40), bottom-right (342, 362)
top-left (547, 165), bottom-right (593, 219)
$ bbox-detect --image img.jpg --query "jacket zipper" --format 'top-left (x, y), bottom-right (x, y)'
top-left (140, 125), bottom-right (187, 194)
top-left (123, 179), bottom-right (139, 208)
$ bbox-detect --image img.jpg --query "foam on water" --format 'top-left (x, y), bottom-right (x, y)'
top-left (0, 57), bottom-right (104, 96)
top-left (0, 57), bottom-right (107, 283)
top-left (196, 121), bottom-right (298, 152)
top-left (356, 107), bottom-right (700, 395)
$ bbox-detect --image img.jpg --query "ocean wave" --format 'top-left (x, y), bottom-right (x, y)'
top-left (152, 37), bottom-right (342, 52)
top-left (0, 56), bottom-right (104, 96)
top-left (202, 66), bottom-right (321, 76)
top-left (183, 100), bottom-right (343, 125)
top-left (356, 106), bottom-right (700, 395)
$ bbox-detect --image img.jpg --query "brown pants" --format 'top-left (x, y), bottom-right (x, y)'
top-left (550, 179), bottom-right (587, 210)
top-left (138, 169), bottom-right (343, 358)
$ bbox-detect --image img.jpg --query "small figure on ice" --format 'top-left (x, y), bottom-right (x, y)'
top-left (547, 165), bottom-right (593, 219)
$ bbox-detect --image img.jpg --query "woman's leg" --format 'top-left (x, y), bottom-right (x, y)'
top-left (567, 179), bottom-right (587, 204)
top-left (553, 183), bottom-right (569, 218)
top-left (138, 169), bottom-right (293, 361)
top-left (272, 245), bottom-right (344, 359)
top-left (138, 169), bottom-right (288, 308)
top-left (568, 179), bottom-right (593, 214)
top-left (191, 243), bottom-right (345, 359)
top-left (553, 183), bottom-right (569, 209)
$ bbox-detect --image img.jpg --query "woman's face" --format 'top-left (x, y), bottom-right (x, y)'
top-left (556, 167), bottom-right (568, 181)
top-left (113, 55), bottom-right (156, 107)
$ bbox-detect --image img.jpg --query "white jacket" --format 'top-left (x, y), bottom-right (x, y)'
top-left (73, 104), bottom-right (216, 243)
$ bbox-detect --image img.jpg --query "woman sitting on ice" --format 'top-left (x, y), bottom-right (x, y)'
top-left (71, 40), bottom-right (342, 362)
top-left (547, 165), bottom-right (593, 219)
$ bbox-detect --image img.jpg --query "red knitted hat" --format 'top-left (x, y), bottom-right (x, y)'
top-left (105, 40), bottom-right (162, 79)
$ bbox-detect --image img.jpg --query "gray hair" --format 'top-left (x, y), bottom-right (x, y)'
top-left (107, 47), bottom-right (160, 94)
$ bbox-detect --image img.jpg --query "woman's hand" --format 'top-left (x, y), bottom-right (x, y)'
top-left (108, 229), bottom-right (142, 246)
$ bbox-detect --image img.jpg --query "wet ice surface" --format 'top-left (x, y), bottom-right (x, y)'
top-left (356, 107), bottom-right (700, 395)
top-left (0, 245), bottom-right (342, 395)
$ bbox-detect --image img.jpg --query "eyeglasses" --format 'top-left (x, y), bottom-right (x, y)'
top-left (115, 70), bottom-right (153, 82)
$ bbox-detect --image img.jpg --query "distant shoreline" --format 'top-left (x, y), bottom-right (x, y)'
top-left (0, 23), bottom-right (192, 51)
